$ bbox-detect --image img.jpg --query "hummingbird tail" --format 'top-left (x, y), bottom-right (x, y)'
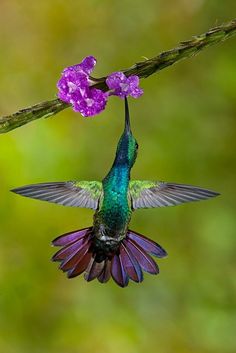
top-left (113, 229), bottom-right (168, 286)
top-left (101, 229), bottom-right (167, 287)
top-left (51, 227), bottom-right (111, 282)
top-left (51, 227), bottom-right (167, 287)
top-left (51, 227), bottom-right (94, 278)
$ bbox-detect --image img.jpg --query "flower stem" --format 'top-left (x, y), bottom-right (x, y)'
top-left (1, 19), bottom-right (236, 133)
top-left (0, 99), bottom-right (68, 133)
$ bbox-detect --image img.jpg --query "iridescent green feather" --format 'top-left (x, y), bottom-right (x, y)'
top-left (74, 181), bottom-right (103, 200)
top-left (129, 180), bottom-right (219, 209)
top-left (12, 181), bottom-right (103, 210)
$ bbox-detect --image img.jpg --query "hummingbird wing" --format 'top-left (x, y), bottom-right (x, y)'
top-left (11, 181), bottom-right (103, 210)
top-left (129, 181), bottom-right (219, 209)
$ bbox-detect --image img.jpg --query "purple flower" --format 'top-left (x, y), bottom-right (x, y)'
top-left (57, 70), bottom-right (88, 104)
top-left (73, 88), bottom-right (108, 117)
top-left (106, 72), bottom-right (143, 99)
top-left (57, 56), bottom-right (108, 117)
top-left (57, 56), bottom-right (143, 117)
top-left (64, 56), bottom-right (97, 76)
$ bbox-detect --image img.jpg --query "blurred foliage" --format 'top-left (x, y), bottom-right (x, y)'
top-left (0, 1), bottom-right (236, 353)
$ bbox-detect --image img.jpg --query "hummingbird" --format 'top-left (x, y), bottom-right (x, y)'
top-left (12, 98), bottom-right (219, 287)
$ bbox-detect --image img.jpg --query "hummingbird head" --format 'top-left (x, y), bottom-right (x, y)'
top-left (115, 97), bottom-right (139, 168)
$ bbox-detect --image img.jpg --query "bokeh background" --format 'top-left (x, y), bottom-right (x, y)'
top-left (0, 1), bottom-right (236, 353)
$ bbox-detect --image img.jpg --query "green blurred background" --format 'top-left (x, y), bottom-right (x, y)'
top-left (0, 1), bottom-right (236, 352)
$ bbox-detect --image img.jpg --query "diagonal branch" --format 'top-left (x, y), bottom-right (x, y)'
top-left (1, 19), bottom-right (236, 134)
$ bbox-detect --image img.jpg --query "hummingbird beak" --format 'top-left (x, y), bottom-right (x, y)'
top-left (124, 96), bottom-right (131, 134)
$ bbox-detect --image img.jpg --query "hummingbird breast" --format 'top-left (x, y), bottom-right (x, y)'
top-left (100, 166), bottom-right (132, 234)
top-left (91, 159), bottom-right (132, 260)
top-left (93, 200), bottom-right (131, 240)
top-left (91, 212), bottom-right (130, 263)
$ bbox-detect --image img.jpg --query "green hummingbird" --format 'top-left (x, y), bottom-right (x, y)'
top-left (12, 98), bottom-right (219, 287)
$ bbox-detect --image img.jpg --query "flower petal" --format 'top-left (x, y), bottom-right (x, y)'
top-left (130, 87), bottom-right (143, 98)
top-left (106, 72), bottom-right (143, 99)
top-left (73, 88), bottom-right (108, 117)
top-left (127, 75), bottom-right (139, 88)
top-left (79, 56), bottom-right (97, 74)
top-left (106, 72), bottom-right (127, 89)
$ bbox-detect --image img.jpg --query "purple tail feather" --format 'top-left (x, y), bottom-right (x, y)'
top-left (51, 227), bottom-right (167, 287)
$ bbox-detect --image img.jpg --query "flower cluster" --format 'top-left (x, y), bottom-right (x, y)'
top-left (57, 56), bottom-right (107, 117)
top-left (57, 56), bottom-right (143, 117)
top-left (106, 72), bottom-right (143, 99)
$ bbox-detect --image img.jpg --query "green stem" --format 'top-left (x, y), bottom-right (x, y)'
top-left (0, 99), bottom-right (68, 133)
top-left (1, 19), bottom-right (236, 133)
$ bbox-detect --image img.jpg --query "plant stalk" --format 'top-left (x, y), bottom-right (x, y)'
top-left (1, 19), bottom-right (235, 133)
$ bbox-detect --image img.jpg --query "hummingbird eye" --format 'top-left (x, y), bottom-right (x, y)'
top-left (135, 142), bottom-right (139, 150)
